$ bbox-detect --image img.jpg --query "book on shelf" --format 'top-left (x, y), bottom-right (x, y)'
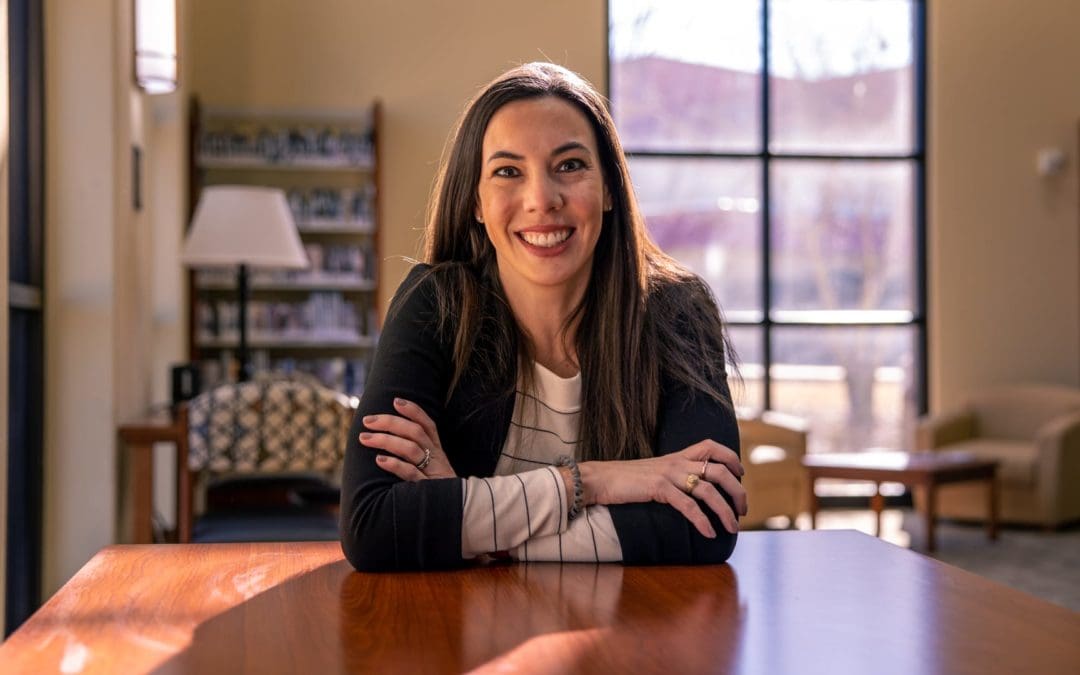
top-left (199, 124), bottom-right (374, 169)
top-left (196, 293), bottom-right (377, 345)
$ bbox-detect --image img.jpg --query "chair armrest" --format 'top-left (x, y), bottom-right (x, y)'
top-left (1035, 410), bottom-right (1080, 519)
top-left (738, 416), bottom-right (808, 459)
top-left (916, 410), bottom-right (976, 450)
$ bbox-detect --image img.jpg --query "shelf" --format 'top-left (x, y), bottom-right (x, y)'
top-left (198, 154), bottom-right (374, 171)
top-left (189, 97), bottom-right (383, 395)
top-left (196, 334), bottom-right (378, 350)
top-left (196, 277), bottom-right (377, 292)
top-left (297, 219), bottom-right (375, 235)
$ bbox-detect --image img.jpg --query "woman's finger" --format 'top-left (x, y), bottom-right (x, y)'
top-left (696, 460), bottom-right (748, 516)
top-left (363, 413), bottom-right (433, 453)
top-left (659, 483), bottom-right (717, 539)
top-left (360, 432), bottom-right (427, 466)
top-left (375, 454), bottom-right (427, 481)
top-left (393, 398), bottom-right (440, 446)
top-left (691, 479), bottom-right (741, 533)
top-left (687, 439), bottom-right (744, 478)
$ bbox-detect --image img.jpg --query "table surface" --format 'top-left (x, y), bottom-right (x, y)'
top-left (1, 531), bottom-right (1077, 674)
top-left (802, 449), bottom-right (994, 473)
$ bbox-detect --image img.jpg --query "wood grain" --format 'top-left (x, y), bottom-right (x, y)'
top-left (1, 532), bottom-right (1077, 674)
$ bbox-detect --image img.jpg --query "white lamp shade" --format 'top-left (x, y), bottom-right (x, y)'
top-left (181, 186), bottom-right (309, 269)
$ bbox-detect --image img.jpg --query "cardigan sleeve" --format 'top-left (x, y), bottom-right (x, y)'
top-left (607, 318), bottom-right (742, 566)
top-left (339, 264), bottom-right (468, 572)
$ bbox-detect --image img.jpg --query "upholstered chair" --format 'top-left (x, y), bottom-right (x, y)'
top-left (738, 411), bottom-right (810, 529)
top-left (915, 384), bottom-right (1080, 528)
top-left (175, 375), bottom-right (356, 542)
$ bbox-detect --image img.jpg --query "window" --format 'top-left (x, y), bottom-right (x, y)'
top-left (610, 0), bottom-right (926, 454)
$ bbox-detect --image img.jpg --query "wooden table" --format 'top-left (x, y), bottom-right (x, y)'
top-left (803, 450), bottom-right (998, 552)
top-left (2, 532), bottom-right (1077, 674)
top-left (118, 411), bottom-right (185, 544)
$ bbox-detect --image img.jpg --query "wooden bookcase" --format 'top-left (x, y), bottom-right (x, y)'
top-left (186, 98), bottom-right (382, 396)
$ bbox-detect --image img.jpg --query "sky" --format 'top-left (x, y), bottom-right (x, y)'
top-left (609, 0), bottom-right (915, 79)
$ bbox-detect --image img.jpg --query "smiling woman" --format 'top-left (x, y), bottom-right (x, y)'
top-left (340, 62), bottom-right (745, 571)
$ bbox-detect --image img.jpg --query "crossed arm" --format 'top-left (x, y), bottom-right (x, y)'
top-left (339, 265), bottom-right (745, 571)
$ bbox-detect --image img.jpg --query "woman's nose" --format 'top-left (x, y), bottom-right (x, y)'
top-left (523, 174), bottom-right (563, 212)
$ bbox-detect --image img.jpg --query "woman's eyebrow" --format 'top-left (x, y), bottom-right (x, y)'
top-left (551, 141), bottom-right (589, 157)
top-left (487, 150), bottom-right (524, 163)
top-left (486, 142), bottom-right (591, 164)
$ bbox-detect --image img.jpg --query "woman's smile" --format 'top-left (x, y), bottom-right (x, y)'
top-left (516, 226), bottom-right (575, 253)
top-left (476, 96), bottom-right (610, 296)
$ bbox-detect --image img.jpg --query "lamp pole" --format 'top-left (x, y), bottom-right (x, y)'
top-left (237, 263), bottom-right (251, 382)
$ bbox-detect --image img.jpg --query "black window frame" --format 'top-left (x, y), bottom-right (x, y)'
top-left (605, 0), bottom-right (928, 420)
top-left (6, 0), bottom-right (46, 635)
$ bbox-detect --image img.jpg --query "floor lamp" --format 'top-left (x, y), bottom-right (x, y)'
top-left (181, 185), bottom-right (309, 382)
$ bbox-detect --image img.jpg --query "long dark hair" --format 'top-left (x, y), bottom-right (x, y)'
top-left (419, 62), bottom-right (735, 461)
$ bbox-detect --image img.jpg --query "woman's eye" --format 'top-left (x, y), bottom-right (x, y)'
top-left (493, 166), bottom-right (520, 178)
top-left (558, 158), bottom-right (586, 172)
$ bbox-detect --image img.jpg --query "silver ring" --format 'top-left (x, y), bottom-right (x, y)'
top-left (701, 460), bottom-right (709, 480)
top-left (416, 447), bottom-right (432, 471)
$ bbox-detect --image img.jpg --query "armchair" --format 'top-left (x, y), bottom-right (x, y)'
top-left (737, 411), bottom-right (809, 529)
top-left (175, 375), bottom-right (356, 542)
top-left (916, 384), bottom-right (1080, 528)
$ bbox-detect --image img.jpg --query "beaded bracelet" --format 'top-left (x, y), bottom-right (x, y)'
top-left (554, 455), bottom-right (584, 521)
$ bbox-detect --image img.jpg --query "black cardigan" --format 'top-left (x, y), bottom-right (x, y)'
top-left (340, 264), bottom-right (741, 571)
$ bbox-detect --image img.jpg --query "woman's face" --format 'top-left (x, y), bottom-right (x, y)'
top-left (476, 96), bottom-right (610, 301)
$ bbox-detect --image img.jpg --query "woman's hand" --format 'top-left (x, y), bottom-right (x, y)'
top-left (579, 439), bottom-right (747, 538)
top-left (359, 398), bottom-right (457, 480)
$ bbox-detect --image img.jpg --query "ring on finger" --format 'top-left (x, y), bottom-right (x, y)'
top-left (416, 447), bottom-right (432, 471)
top-left (700, 460), bottom-right (709, 480)
top-left (684, 472), bottom-right (700, 494)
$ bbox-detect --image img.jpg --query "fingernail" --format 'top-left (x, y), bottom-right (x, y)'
top-left (376, 455), bottom-right (388, 462)
top-left (363, 415), bottom-right (377, 424)
top-left (707, 526), bottom-right (717, 539)
top-left (394, 398), bottom-right (407, 407)
top-left (359, 432), bottom-right (373, 441)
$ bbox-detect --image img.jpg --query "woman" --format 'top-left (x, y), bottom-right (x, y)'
top-left (341, 62), bottom-right (746, 571)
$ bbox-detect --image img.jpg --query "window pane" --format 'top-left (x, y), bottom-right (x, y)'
top-left (770, 160), bottom-right (915, 317)
top-left (630, 157), bottom-right (762, 318)
top-left (727, 325), bottom-right (764, 414)
top-left (610, 0), bottom-right (762, 152)
top-left (769, 0), bottom-right (916, 154)
top-left (770, 326), bottom-right (919, 454)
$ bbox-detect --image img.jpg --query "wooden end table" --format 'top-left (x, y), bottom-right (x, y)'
top-left (802, 450), bottom-right (998, 553)
top-left (118, 410), bottom-right (184, 544)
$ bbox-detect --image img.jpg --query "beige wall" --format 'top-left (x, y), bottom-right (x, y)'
top-left (43, 0), bottom-right (169, 594)
top-left (189, 0), bottom-right (606, 310)
top-left (929, 0), bottom-right (1080, 408)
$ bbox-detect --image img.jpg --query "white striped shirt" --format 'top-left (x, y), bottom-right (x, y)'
top-left (460, 362), bottom-right (622, 562)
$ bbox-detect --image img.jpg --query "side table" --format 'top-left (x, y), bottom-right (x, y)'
top-left (117, 410), bottom-right (184, 543)
top-left (802, 450), bottom-right (998, 552)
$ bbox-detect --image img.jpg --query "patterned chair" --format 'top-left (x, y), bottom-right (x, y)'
top-left (175, 376), bottom-right (356, 543)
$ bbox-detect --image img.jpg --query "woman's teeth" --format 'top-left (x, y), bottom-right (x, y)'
top-left (520, 229), bottom-right (571, 248)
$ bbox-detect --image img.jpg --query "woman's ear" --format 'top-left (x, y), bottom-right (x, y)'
top-left (474, 197), bottom-right (484, 223)
top-left (603, 184), bottom-right (613, 212)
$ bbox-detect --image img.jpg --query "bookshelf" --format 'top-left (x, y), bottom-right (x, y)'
top-left (187, 99), bottom-right (382, 397)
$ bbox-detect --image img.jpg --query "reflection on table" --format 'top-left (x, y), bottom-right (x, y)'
top-left (1, 531), bottom-right (1078, 674)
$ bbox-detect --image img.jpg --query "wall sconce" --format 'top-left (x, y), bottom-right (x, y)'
top-left (134, 0), bottom-right (178, 94)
